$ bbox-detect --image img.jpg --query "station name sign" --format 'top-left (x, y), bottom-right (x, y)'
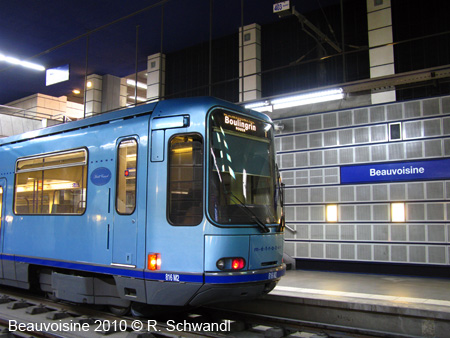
top-left (340, 158), bottom-right (450, 184)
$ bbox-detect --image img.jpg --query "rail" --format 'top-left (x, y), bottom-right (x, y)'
top-left (4, 283), bottom-right (444, 338)
top-left (0, 286), bottom-right (408, 338)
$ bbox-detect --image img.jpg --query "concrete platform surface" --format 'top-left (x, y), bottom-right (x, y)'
top-left (274, 269), bottom-right (450, 311)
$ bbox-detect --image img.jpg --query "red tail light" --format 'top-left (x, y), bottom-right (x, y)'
top-left (148, 253), bottom-right (161, 270)
top-left (217, 257), bottom-right (246, 271)
top-left (216, 257), bottom-right (245, 271)
top-left (231, 258), bottom-right (245, 270)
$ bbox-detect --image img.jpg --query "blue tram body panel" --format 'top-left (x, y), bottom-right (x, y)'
top-left (0, 97), bottom-right (285, 308)
top-left (1, 116), bottom-right (150, 269)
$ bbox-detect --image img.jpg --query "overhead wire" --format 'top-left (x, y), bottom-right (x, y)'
top-left (316, 0), bottom-right (340, 48)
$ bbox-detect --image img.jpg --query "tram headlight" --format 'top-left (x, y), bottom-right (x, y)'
top-left (216, 259), bottom-right (226, 270)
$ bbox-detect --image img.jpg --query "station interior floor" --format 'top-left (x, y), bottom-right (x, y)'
top-left (274, 269), bottom-right (450, 308)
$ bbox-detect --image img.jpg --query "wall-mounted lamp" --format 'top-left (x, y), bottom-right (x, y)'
top-left (326, 204), bottom-right (338, 222)
top-left (391, 202), bottom-right (405, 222)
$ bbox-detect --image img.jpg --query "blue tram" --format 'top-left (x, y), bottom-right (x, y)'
top-left (0, 97), bottom-right (285, 313)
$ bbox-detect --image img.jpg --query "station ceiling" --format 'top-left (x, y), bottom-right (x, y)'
top-left (0, 0), bottom-right (339, 105)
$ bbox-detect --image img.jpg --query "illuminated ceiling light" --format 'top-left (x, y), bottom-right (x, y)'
top-left (391, 202), bottom-right (405, 223)
top-left (245, 101), bottom-right (273, 113)
top-left (128, 95), bottom-right (147, 102)
top-left (326, 204), bottom-right (338, 222)
top-left (0, 53), bottom-right (45, 71)
top-left (244, 88), bottom-right (344, 113)
top-left (272, 88), bottom-right (344, 110)
top-left (72, 89), bottom-right (81, 95)
top-left (252, 106), bottom-right (273, 113)
top-left (126, 79), bottom-right (147, 89)
top-left (245, 100), bottom-right (270, 109)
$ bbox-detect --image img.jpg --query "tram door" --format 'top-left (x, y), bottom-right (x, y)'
top-left (112, 138), bottom-right (138, 266)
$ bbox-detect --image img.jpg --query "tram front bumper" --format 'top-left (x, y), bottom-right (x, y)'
top-left (188, 264), bottom-right (286, 307)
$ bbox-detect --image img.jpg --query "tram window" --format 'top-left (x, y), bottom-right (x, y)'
top-left (168, 134), bottom-right (203, 226)
top-left (116, 139), bottom-right (137, 215)
top-left (14, 149), bottom-right (87, 215)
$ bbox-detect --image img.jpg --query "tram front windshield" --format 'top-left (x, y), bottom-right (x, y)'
top-left (209, 109), bottom-right (278, 226)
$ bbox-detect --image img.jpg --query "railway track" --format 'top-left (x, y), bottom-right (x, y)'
top-left (0, 287), bottom-right (218, 338)
top-left (0, 287), bottom-right (414, 338)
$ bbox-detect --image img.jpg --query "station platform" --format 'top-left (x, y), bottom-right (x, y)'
top-left (268, 270), bottom-right (450, 336)
top-left (274, 269), bottom-right (450, 310)
top-left (213, 270), bottom-right (450, 336)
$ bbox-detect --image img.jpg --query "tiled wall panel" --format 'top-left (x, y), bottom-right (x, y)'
top-left (276, 96), bottom-right (450, 265)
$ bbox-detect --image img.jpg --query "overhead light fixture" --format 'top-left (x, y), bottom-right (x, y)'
top-left (126, 79), bottom-right (147, 90)
top-left (72, 89), bottom-right (81, 95)
top-left (0, 53), bottom-right (45, 71)
top-left (244, 88), bottom-right (344, 113)
top-left (244, 101), bottom-right (272, 113)
top-left (128, 96), bottom-right (147, 102)
top-left (271, 88), bottom-right (344, 110)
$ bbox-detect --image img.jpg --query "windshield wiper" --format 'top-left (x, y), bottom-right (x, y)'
top-left (210, 147), bottom-right (270, 233)
top-left (227, 192), bottom-right (270, 233)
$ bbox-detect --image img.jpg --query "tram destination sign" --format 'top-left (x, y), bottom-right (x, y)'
top-left (224, 114), bottom-right (256, 133)
top-left (340, 158), bottom-right (450, 184)
top-left (214, 110), bottom-right (270, 139)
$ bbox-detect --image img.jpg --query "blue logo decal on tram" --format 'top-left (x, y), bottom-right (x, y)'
top-left (0, 97), bottom-right (285, 315)
top-left (90, 167), bottom-right (112, 186)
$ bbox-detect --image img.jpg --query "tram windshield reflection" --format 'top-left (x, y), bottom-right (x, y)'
top-left (208, 109), bottom-right (280, 226)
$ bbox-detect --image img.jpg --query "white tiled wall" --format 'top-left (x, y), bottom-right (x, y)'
top-left (276, 95), bottom-right (450, 265)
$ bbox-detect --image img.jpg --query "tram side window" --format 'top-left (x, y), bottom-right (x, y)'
top-left (14, 149), bottom-right (87, 215)
top-left (116, 139), bottom-right (137, 215)
top-left (168, 134), bottom-right (203, 226)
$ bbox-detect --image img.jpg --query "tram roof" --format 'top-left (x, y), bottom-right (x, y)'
top-left (0, 96), bottom-right (269, 147)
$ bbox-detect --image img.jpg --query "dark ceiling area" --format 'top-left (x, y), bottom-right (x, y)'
top-left (0, 0), bottom-right (341, 105)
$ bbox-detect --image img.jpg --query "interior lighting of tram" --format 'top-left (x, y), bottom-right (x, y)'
top-left (0, 53), bottom-right (45, 71)
top-left (244, 88), bottom-right (344, 112)
top-left (172, 146), bottom-right (193, 154)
